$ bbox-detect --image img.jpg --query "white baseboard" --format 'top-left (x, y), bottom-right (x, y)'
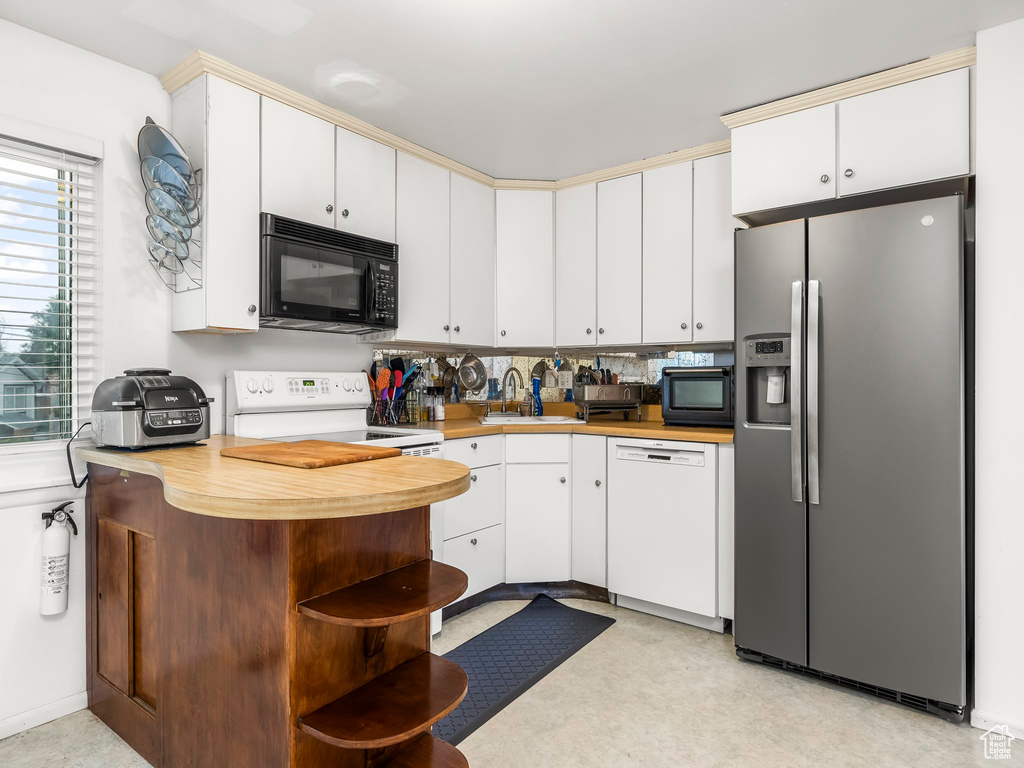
top-left (0, 691), bottom-right (88, 741)
top-left (615, 594), bottom-right (726, 633)
top-left (971, 708), bottom-right (1024, 739)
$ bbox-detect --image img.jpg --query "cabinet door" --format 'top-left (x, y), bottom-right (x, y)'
top-left (596, 174), bottom-right (642, 345)
top-left (450, 174), bottom-right (495, 347)
top-left (555, 183), bottom-right (597, 346)
top-left (335, 127), bottom-right (396, 242)
top-left (260, 98), bottom-right (335, 226)
top-left (96, 519), bottom-right (130, 693)
top-left (693, 153), bottom-right (739, 343)
top-left (642, 162), bottom-right (693, 344)
top-left (395, 152), bottom-right (450, 344)
top-left (838, 69), bottom-right (969, 197)
top-left (505, 463), bottom-right (570, 583)
top-left (731, 103), bottom-right (836, 215)
top-left (495, 190), bottom-right (554, 347)
top-left (571, 435), bottom-right (607, 587)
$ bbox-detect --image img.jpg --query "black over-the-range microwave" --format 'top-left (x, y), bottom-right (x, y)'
top-left (259, 213), bottom-right (399, 334)
top-left (661, 366), bottom-right (735, 427)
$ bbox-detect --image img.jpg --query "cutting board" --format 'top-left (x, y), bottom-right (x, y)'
top-left (220, 440), bottom-right (402, 469)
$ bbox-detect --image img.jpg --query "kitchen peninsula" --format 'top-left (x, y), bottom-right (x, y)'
top-left (77, 434), bottom-right (472, 768)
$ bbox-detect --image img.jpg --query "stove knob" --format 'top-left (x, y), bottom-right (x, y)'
top-left (355, 378), bottom-right (364, 392)
top-left (263, 378), bottom-right (274, 393)
top-left (246, 378), bottom-right (258, 394)
top-left (342, 379), bottom-right (353, 392)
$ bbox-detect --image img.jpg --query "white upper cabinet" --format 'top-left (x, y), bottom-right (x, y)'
top-left (259, 98), bottom-right (335, 226)
top-left (596, 174), bottom-right (643, 345)
top-left (693, 153), bottom-right (738, 343)
top-left (396, 152), bottom-right (450, 344)
top-left (450, 174), bottom-right (495, 347)
top-left (731, 103), bottom-right (837, 215)
top-left (334, 127), bottom-right (396, 242)
top-left (496, 190), bottom-right (554, 347)
top-left (642, 162), bottom-right (693, 344)
top-left (555, 183), bottom-right (597, 347)
top-left (171, 75), bottom-right (261, 333)
top-left (838, 69), bottom-right (969, 197)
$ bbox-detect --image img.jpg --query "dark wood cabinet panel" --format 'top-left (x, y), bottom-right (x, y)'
top-left (132, 532), bottom-right (158, 711)
top-left (96, 518), bottom-right (130, 694)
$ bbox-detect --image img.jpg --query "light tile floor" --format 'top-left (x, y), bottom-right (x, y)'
top-left (1, 599), bottom-right (1016, 767)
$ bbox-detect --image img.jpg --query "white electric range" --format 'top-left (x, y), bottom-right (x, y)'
top-left (224, 370), bottom-right (443, 456)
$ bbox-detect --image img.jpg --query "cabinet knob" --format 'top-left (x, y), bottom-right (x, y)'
top-left (844, 168), bottom-right (854, 178)
top-left (560, 476), bottom-right (566, 484)
top-left (598, 328), bottom-right (605, 334)
top-left (326, 204), bottom-right (334, 213)
top-left (443, 324), bottom-right (450, 332)
top-left (680, 322), bottom-right (687, 330)
top-left (595, 479), bottom-right (602, 487)
top-left (586, 328), bottom-right (593, 334)
top-left (820, 174), bottom-right (830, 184)
top-left (470, 538), bottom-right (478, 545)
top-left (247, 304), bottom-right (257, 314)
top-left (696, 322), bottom-right (703, 330)
top-left (470, 474), bottom-right (477, 482)
top-left (454, 325), bottom-right (460, 333)
top-left (341, 208), bottom-right (350, 217)
top-left (470, 442), bottom-right (478, 449)
top-left (501, 330), bottom-right (507, 337)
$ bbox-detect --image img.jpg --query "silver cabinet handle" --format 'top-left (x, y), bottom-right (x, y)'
top-left (326, 204), bottom-right (334, 213)
top-left (443, 324), bottom-right (450, 332)
top-left (820, 174), bottom-right (830, 183)
top-left (595, 479), bottom-right (602, 487)
top-left (598, 328), bottom-right (605, 334)
top-left (807, 279), bottom-right (821, 505)
top-left (696, 322), bottom-right (703, 330)
top-left (247, 304), bottom-right (257, 314)
top-left (470, 538), bottom-right (478, 545)
top-left (560, 477), bottom-right (566, 483)
top-left (341, 208), bottom-right (349, 217)
top-left (501, 330), bottom-right (506, 337)
top-left (470, 442), bottom-right (478, 449)
top-left (470, 474), bottom-right (477, 482)
top-left (586, 328), bottom-right (592, 334)
top-left (681, 322), bottom-right (687, 329)
top-left (454, 325), bottom-right (460, 332)
top-left (791, 281), bottom-right (804, 504)
top-left (844, 169), bottom-right (854, 178)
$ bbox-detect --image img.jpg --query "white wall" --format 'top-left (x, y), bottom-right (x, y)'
top-left (0, 18), bottom-right (173, 737)
top-left (973, 16), bottom-right (1024, 739)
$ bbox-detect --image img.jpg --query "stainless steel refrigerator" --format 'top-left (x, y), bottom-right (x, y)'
top-left (734, 195), bottom-right (967, 720)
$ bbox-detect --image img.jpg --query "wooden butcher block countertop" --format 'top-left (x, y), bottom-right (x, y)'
top-left (419, 417), bottom-right (734, 443)
top-left (78, 434), bottom-right (470, 521)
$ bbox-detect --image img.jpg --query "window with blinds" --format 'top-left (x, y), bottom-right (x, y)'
top-left (0, 139), bottom-right (99, 446)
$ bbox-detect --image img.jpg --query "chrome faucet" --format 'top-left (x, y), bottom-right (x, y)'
top-left (501, 367), bottom-right (524, 413)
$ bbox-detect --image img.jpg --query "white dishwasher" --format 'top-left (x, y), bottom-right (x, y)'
top-left (607, 437), bottom-right (719, 623)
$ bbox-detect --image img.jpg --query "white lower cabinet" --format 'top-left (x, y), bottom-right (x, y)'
top-left (444, 524), bottom-right (505, 600)
top-left (443, 464), bottom-right (502, 541)
top-left (505, 460), bottom-right (571, 583)
top-left (571, 435), bottom-right (607, 587)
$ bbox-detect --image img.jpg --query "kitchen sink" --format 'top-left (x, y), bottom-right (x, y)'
top-left (478, 413), bottom-right (576, 425)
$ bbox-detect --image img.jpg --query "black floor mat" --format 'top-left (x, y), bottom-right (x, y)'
top-left (434, 595), bottom-right (615, 745)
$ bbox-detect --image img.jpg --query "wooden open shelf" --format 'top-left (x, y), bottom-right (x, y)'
top-left (297, 559), bottom-right (468, 627)
top-left (298, 653), bottom-right (468, 749)
top-left (385, 733), bottom-right (469, 768)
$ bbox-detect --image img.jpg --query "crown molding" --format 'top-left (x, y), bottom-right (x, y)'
top-left (721, 45), bottom-right (975, 129)
top-left (553, 139), bottom-right (732, 190)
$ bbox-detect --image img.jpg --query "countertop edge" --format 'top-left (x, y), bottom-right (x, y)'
top-left (417, 420), bottom-right (735, 443)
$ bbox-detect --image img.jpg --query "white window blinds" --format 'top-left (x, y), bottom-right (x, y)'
top-left (0, 138), bottom-right (100, 445)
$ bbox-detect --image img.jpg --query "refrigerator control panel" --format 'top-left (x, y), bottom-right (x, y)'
top-left (746, 338), bottom-right (791, 367)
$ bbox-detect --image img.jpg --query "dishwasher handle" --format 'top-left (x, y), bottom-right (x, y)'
top-left (614, 438), bottom-right (706, 453)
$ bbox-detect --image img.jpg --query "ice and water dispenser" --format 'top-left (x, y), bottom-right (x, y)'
top-left (744, 338), bottom-right (792, 424)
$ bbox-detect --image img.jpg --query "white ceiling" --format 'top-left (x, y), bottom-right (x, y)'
top-left (1, 0), bottom-right (1022, 180)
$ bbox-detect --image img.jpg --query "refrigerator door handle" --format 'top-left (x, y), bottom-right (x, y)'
top-left (807, 279), bottom-right (821, 505)
top-left (791, 280), bottom-right (804, 503)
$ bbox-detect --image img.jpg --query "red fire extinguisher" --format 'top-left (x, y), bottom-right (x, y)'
top-left (41, 501), bottom-right (78, 616)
